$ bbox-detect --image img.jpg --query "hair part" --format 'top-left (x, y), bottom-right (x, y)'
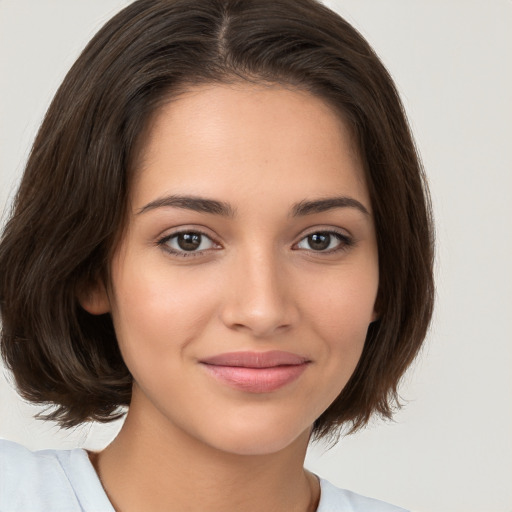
top-left (0, 0), bottom-right (434, 437)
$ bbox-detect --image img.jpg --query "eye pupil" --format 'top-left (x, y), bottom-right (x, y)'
top-left (177, 233), bottom-right (201, 251)
top-left (308, 233), bottom-right (330, 250)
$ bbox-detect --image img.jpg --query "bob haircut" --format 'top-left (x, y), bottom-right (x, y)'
top-left (0, 0), bottom-right (434, 439)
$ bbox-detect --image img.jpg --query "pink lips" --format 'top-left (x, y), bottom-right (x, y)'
top-left (200, 351), bottom-right (310, 393)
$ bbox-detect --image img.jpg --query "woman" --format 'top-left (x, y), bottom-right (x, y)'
top-left (0, 0), bottom-right (434, 510)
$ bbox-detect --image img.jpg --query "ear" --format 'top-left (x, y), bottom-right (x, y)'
top-left (370, 294), bottom-right (381, 323)
top-left (77, 279), bottom-right (111, 315)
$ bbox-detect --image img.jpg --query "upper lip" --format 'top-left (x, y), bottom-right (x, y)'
top-left (200, 351), bottom-right (310, 368)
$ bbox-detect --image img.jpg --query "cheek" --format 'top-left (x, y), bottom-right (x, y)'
top-left (301, 263), bottom-right (378, 387)
top-left (307, 267), bottom-right (378, 337)
top-left (109, 260), bottom-right (221, 367)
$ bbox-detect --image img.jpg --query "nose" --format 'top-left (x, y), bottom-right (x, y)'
top-left (219, 248), bottom-right (299, 338)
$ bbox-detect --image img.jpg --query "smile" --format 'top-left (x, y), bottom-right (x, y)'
top-left (199, 351), bottom-right (311, 393)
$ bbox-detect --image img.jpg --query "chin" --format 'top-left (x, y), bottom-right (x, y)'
top-left (202, 420), bottom-right (312, 457)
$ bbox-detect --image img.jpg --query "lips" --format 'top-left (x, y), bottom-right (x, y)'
top-left (200, 351), bottom-right (311, 393)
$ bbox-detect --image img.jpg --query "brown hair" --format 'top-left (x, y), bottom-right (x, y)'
top-left (0, 0), bottom-right (434, 437)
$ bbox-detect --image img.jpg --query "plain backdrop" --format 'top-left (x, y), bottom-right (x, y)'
top-left (0, 1), bottom-right (511, 511)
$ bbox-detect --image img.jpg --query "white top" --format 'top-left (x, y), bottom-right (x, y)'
top-left (0, 439), bottom-right (408, 511)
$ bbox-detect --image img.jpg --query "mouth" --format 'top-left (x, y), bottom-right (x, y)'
top-left (199, 351), bottom-right (311, 393)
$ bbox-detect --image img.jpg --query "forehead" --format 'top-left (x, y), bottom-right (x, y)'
top-left (131, 83), bottom-right (369, 211)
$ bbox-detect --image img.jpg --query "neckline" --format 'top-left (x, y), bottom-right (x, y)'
top-left (82, 449), bottom-right (326, 512)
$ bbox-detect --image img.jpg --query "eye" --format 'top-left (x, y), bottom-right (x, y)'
top-left (158, 231), bottom-right (219, 256)
top-left (295, 231), bottom-right (352, 252)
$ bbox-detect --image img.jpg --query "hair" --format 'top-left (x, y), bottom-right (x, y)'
top-left (0, 0), bottom-right (434, 438)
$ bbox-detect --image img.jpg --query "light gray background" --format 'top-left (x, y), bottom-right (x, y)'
top-left (1, 2), bottom-right (511, 511)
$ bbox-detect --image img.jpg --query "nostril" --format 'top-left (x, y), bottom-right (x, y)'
top-left (220, 301), bottom-right (297, 337)
top-left (218, 260), bottom-right (299, 336)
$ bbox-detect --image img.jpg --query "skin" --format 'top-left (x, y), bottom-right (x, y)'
top-left (82, 83), bottom-right (379, 512)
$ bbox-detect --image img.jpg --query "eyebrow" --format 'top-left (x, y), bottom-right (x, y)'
top-left (137, 194), bottom-right (369, 217)
top-left (137, 195), bottom-right (236, 217)
top-left (291, 197), bottom-right (369, 217)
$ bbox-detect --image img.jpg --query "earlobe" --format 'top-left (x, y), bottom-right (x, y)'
top-left (77, 280), bottom-right (111, 315)
top-left (371, 293), bottom-right (381, 323)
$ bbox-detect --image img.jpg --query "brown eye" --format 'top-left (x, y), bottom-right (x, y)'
top-left (161, 231), bottom-right (217, 255)
top-left (306, 233), bottom-right (331, 251)
top-left (296, 231), bottom-right (351, 252)
top-left (177, 232), bottom-right (202, 251)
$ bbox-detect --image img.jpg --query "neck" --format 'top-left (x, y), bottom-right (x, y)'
top-left (91, 402), bottom-right (320, 512)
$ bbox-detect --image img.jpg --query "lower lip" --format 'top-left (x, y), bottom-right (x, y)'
top-left (201, 363), bottom-right (309, 393)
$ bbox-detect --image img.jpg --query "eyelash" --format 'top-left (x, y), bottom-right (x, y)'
top-left (293, 230), bottom-right (354, 254)
top-left (157, 229), bottom-right (354, 258)
top-left (157, 229), bottom-right (219, 258)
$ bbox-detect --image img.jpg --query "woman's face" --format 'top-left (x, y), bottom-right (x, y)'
top-left (86, 83), bottom-right (379, 455)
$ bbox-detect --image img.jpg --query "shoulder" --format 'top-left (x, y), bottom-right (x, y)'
top-left (0, 439), bottom-right (113, 512)
top-left (317, 477), bottom-right (409, 512)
